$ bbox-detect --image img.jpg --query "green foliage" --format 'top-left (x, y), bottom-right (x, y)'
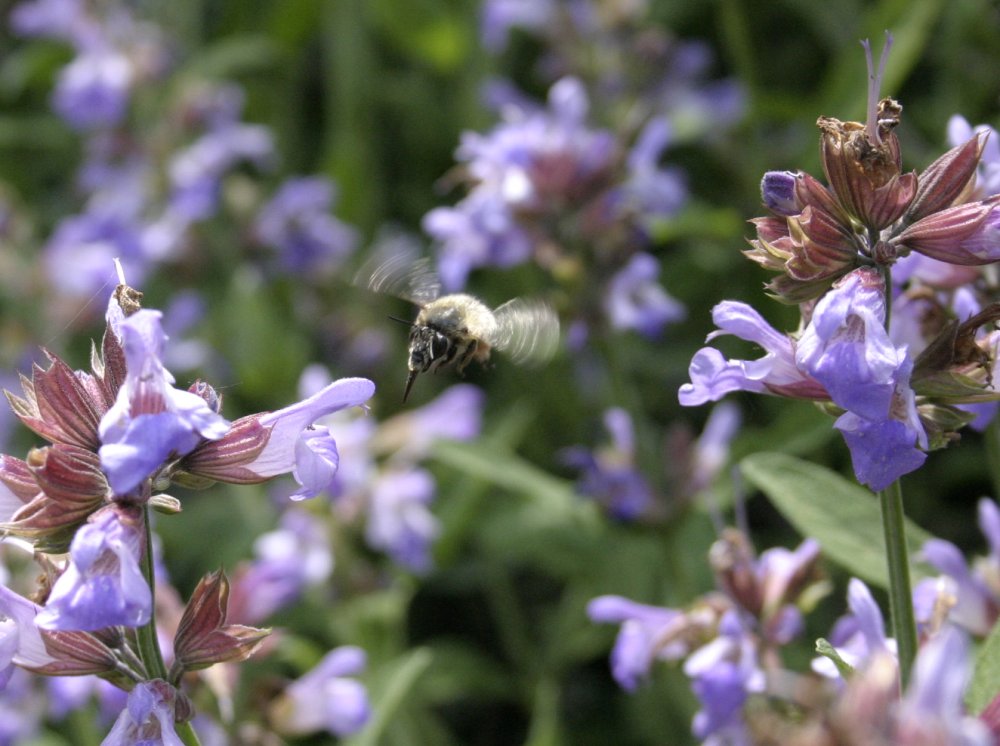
top-left (968, 619), bottom-right (1000, 714)
top-left (741, 452), bottom-right (934, 588)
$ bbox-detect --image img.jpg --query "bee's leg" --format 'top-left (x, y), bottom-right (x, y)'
top-left (455, 340), bottom-right (478, 375)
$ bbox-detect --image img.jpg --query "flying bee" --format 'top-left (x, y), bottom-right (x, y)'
top-left (356, 253), bottom-right (560, 402)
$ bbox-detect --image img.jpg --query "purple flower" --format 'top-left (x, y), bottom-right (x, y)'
top-left (168, 122), bottom-right (273, 222)
top-left (0, 585), bottom-right (55, 684)
top-left (228, 509), bottom-right (333, 625)
top-left (913, 498), bottom-right (1000, 636)
top-left (43, 208), bottom-right (148, 299)
top-left (562, 408), bottom-right (654, 520)
top-left (687, 402), bottom-right (741, 494)
top-left (255, 176), bottom-right (358, 274)
top-left (373, 384), bottom-right (484, 460)
top-left (424, 193), bottom-right (534, 291)
top-left (425, 77), bottom-right (616, 289)
top-left (683, 611), bottom-right (763, 744)
top-left (479, 0), bottom-right (554, 51)
top-left (242, 378), bottom-right (375, 499)
top-left (896, 626), bottom-right (992, 745)
top-left (365, 468), bottom-right (439, 573)
top-left (98, 309), bottom-right (230, 496)
top-left (620, 117), bottom-right (687, 227)
top-left (678, 301), bottom-right (827, 406)
top-left (271, 646), bottom-right (370, 738)
top-left (51, 51), bottom-right (132, 130)
top-left (10, 0), bottom-right (94, 45)
top-left (35, 505), bottom-right (150, 631)
top-left (796, 268), bottom-right (897, 418)
top-left (102, 680), bottom-right (184, 746)
top-left (587, 595), bottom-right (686, 691)
top-left (604, 253), bottom-right (685, 338)
top-left (813, 578), bottom-right (896, 678)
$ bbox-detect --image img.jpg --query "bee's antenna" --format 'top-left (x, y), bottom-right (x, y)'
top-left (402, 369), bottom-right (419, 403)
top-left (388, 315), bottom-right (416, 328)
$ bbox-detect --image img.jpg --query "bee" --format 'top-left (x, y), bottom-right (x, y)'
top-left (357, 254), bottom-right (559, 402)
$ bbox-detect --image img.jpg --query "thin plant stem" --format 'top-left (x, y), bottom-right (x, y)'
top-left (135, 504), bottom-right (202, 746)
top-left (878, 479), bottom-right (917, 690)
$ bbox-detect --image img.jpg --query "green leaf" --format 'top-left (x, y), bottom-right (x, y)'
top-left (740, 452), bottom-right (933, 588)
top-left (354, 648), bottom-right (434, 746)
top-left (967, 618), bottom-right (1000, 714)
top-left (815, 638), bottom-right (855, 679)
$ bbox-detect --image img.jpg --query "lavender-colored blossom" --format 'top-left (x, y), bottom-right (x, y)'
top-left (102, 680), bottom-right (184, 746)
top-left (796, 268), bottom-right (898, 419)
top-left (797, 268), bottom-right (927, 490)
top-left (51, 51), bottom-right (132, 130)
top-left (913, 498), bottom-right (1000, 636)
top-left (604, 253), bottom-right (685, 338)
top-left (0, 585), bottom-right (56, 676)
top-left (10, 0), bottom-right (93, 44)
top-left (271, 646), bottom-right (370, 738)
top-left (678, 301), bottom-right (826, 406)
top-left (687, 402), bottom-right (741, 494)
top-left (168, 123), bottom-right (273, 222)
top-left (896, 626), bottom-right (992, 745)
top-left (425, 77), bottom-right (616, 289)
top-left (424, 193), bottom-right (534, 291)
top-left (35, 506), bottom-right (150, 631)
top-left (587, 595), bottom-right (686, 691)
top-left (98, 309), bottom-right (230, 495)
top-left (562, 408), bottom-right (654, 520)
top-left (813, 578), bottom-right (896, 679)
top-left (43, 208), bottom-right (148, 299)
top-left (0, 669), bottom-right (43, 745)
top-left (228, 509), bottom-right (333, 625)
top-left (255, 176), bottom-right (358, 274)
top-left (620, 117), bottom-right (687, 228)
top-left (683, 611), bottom-right (763, 744)
top-left (948, 115), bottom-right (1000, 197)
top-left (237, 378), bottom-right (375, 500)
top-left (373, 384), bottom-right (485, 460)
top-left (365, 469), bottom-right (440, 573)
top-left (479, 0), bottom-right (555, 52)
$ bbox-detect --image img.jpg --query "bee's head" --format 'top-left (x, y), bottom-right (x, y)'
top-left (403, 324), bottom-right (452, 401)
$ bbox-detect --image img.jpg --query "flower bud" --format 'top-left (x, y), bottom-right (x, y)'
top-left (172, 569), bottom-right (269, 675)
top-left (906, 132), bottom-right (987, 222)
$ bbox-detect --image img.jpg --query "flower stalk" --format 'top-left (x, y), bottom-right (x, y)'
top-left (877, 478), bottom-right (917, 689)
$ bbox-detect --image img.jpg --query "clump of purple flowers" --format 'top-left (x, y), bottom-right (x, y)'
top-left (0, 284), bottom-right (375, 741)
top-left (679, 36), bottom-right (1000, 490)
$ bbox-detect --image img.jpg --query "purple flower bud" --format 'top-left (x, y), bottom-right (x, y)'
top-left (35, 505), bottom-right (150, 631)
top-left (761, 171), bottom-right (799, 216)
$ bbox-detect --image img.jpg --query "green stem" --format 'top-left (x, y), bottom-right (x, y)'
top-left (136, 504), bottom-right (168, 680)
top-left (878, 479), bottom-right (917, 690)
top-left (136, 505), bottom-right (202, 746)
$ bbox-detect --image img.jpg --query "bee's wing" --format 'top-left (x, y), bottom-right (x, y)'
top-left (490, 298), bottom-right (560, 365)
top-left (354, 253), bottom-right (441, 306)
